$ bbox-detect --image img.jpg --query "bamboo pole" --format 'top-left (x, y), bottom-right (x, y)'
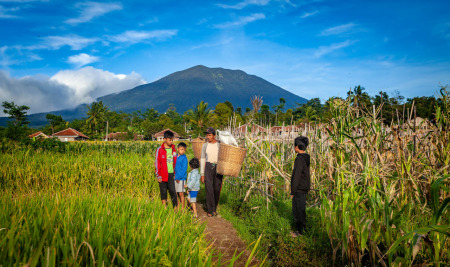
top-left (245, 135), bottom-right (290, 183)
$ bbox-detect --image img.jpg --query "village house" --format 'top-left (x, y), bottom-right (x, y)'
top-left (153, 129), bottom-right (180, 141)
top-left (234, 123), bottom-right (267, 134)
top-left (52, 128), bottom-right (89, 142)
top-left (104, 132), bottom-right (144, 141)
top-left (270, 125), bottom-right (301, 139)
top-left (28, 131), bottom-right (49, 139)
top-left (233, 123), bottom-right (267, 138)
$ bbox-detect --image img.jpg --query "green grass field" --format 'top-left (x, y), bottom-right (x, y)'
top-left (0, 141), bottom-right (221, 266)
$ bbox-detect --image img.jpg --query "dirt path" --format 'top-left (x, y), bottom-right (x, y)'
top-left (196, 204), bottom-right (260, 267)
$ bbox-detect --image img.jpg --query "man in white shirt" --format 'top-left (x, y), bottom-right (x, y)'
top-left (200, 127), bottom-right (222, 217)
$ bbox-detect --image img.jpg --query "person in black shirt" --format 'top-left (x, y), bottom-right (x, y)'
top-left (290, 136), bottom-right (310, 236)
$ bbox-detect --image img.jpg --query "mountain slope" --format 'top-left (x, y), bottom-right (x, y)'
top-left (1, 65), bottom-right (307, 127)
top-left (97, 65), bottom-right (307, 113)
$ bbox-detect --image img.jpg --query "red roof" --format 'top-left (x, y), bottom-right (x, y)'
top-left (105, 132), bottom-right (144, 141)
top-left (153, 128), bottom-right (181, 138)
top-left (28, 131), bottom-right (48, 138)
top-left (105, 132), bottom-right (128, 139)
top-left (270, 125), bottom-right (301, 132)
top-left (52, 128), bottom-right (89, 138)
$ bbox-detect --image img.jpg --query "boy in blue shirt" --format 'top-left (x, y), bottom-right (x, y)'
top-left (175, 142), bottom-right (188, 209)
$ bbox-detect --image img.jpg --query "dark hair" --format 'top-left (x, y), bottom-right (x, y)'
top-left (163, 130), bottom-right (174, 139)
top-left (294, 136), bottom-right (309, 151)
top-left (178, 142), bottom-right (187, 148)
top-left (189, 158), bottom-right (200, 169)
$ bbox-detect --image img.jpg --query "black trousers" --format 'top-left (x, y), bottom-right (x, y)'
top-left (205, 162), bottom-right (223, 214)
top-left (292, 192), bottom-right (307, 234)
top-left (159, 173), bottom-right (178, 207)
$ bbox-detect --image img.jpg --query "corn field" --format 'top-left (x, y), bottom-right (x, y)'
top-left (226, 87), bottom-right (450, 266)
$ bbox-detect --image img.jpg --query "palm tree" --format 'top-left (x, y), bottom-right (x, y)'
top-left (185, 101), bottom-right (212, 131)
top-left (304, 106), bottom-right (318, 122)
top-left (86, 101), bottom-right (109, 134)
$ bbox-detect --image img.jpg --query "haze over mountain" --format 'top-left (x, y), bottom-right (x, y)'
top-left (1, 65), bottom-right (308, 127)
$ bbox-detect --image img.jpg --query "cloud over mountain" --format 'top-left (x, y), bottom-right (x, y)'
top-left (0, 67), bottom-right (146, 115)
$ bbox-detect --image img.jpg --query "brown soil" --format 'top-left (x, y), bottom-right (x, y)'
top-left (196, 204), bottom-right (261, 267)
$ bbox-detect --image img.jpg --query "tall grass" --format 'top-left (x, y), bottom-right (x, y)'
top-left (0, 141), bottom-right (259, 266)
top-left (0, 192), bottom-right (212, 266)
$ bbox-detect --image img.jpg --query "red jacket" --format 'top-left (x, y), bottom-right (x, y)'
top-left (155, 143), bottom-right (177, 182)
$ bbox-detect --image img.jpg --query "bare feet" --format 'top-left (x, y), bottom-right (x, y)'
top-left (290, 231), bottom-right (301, 238)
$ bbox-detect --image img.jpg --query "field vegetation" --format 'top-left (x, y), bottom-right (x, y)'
top-left (0, 86), bottom-right (449, 266)
top-left (217, 87), bottom-right (450, 266)
top-left (0, 141), bottom-right (261, 266)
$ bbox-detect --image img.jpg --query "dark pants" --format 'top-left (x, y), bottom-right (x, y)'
top-left (205, 162), bottom-right (223, 214)
top-left (159, 173), bottom-right (178, 207)
top-left (292, 192), bottom-right (307, 234)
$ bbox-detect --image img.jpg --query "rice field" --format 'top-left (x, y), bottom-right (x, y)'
top-left (0, 141), bottom-right (236, 266)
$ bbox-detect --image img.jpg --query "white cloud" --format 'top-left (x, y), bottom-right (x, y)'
top-left (319, 23), bottom-right (358, 36)
top-left (300, 10), bottom-right (319, 18)
top-left (0, 67), bottom-right (146, 114)
top-left (65, 2), bottom-right (122, 25)
top-left (0, 45), bottom-right (42, 67)
top-left (214, 13), bottom-right (265, 29)
top-left (41, 35), bottom-right (99, 50)
top-left (67, 53), bottom-right (99, 67)
top-left (313, 40), bottom-right (355, 58)
top-left (0, 5), bottom-right (19, 18)
top-left (51, 67), bottom-right (146, 106)
top-left (108, 30), bottom-right (178, 43)
top-left (218, 0), bottom-right (270, 9)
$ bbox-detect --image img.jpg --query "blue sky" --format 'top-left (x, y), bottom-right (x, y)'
top-left (1, 0), bottom-right (450, 114)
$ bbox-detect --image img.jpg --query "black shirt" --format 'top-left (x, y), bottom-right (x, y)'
top-left (290, 153), bottom-right (311, 194)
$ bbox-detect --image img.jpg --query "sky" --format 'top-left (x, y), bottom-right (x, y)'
top-left (1, 0), bottom-right (450, 115)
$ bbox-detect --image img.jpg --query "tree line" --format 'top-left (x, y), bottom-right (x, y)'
top-left (0, 85), bottom-right (445, 140)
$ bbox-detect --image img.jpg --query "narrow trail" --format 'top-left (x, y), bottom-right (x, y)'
top-left (196, 204), bottom-right (260, 267)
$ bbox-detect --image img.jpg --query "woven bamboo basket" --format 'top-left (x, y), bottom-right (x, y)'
top-left (217, 143), bottom-right (247, 177)
top-left (191, 137), bottom-right (205, 159)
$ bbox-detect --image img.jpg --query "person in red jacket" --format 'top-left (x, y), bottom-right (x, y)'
top-left (155, 130), bottom-right (178, 207)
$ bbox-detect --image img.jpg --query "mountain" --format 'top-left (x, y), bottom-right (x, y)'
top-left (1, 65), bottom-right (308, 128)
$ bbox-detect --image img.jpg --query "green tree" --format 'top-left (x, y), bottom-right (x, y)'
top-left (86, 101), bottom-right (109, 135)
top-left (272, 98), bottom-right (286, 125)
top-left (142, 120), bottom-right (162, 139)
top-left (68, 119), bottom-right (85, 132)
top-left (406, 96), bottom-right (438, 121)
top-left (214, 102), bottom-right (233, 128)
top-left (236, 107), bottom-right (242, 116)
top-left (224, 101), bottom-right (234, 112)
top-left (2, 101), bottom-right (31, 140)
top-left (284, 108), bottom-right (294, 124)
top-left (2, 101), bottom-right (30, 126)
top-left (184, 101), bottom-right (213, 134)
top-left (142, 108), bottom-right (159, 122)
top-left (347, 85), bottom-right (371, 110)
top-left (303, 106), bottom-right (318, 122)
top-left (166, 105), bottom-right (183, 125)
top-left (260, 104), bottom-right (271, 125)
top-left (158, 114), bottom-right (174, 129)
top-left (46, 114), bottom-right (65, 134)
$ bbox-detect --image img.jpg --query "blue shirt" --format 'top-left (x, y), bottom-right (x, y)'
top-left (174, 154), bottom-right (188, 180)
top-left (186, 169), bottom-right (201, 191)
